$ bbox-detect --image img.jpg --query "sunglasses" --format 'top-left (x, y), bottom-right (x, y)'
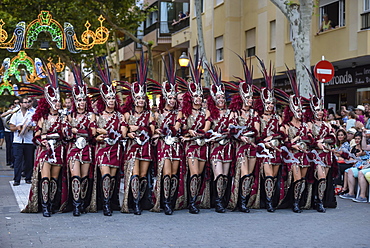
top-left (21, 101), bottom-right (32, 103)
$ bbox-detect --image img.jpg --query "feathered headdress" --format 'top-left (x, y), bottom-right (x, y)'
top-left (235, 52), bottom-right (257, 104)
top-left (71, 63), bottom-right (87, 102)
top-left (187, 47), bottom-right (203, 97)
top-left (96, 56), bottom-right (116, 104)
top-left (161, 53), bottom-right (177, 102)
top-left (44, 63), bottom-right (61, 111)
top-left (306, 67), bottom-right (324, 114)
top-left (257, 56), bottom-right (275, 110)
top-left (206, 63), bottom-right (225, 102)
top-left (286, 66), bottom-right (302, 119)
top-left (131, 51), bottom-right (148, 101)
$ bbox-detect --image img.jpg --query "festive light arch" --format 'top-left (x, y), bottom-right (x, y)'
top-left (0, 10), bottom-right (109, 53)
top-left (25, 11), bottom-right (65, 50)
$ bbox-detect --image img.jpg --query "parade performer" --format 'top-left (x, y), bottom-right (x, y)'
top-left (282, 71), bottom-right (311, 213)
top-left (254, 59), bottom-right (285, 212)
top-left (205, 63), bottom-right (233, 213)
top-left (93, 58), bottom-right (125, 216)
top-left (181, 52), bottom-right (210, 214)
top-left (149, 54), bottom-right (182, 215)
top-left (228, 56), bottom-right (259, 213)
top-left (22, 66), bottom-right (66, 217)
top-left (305, 74), bottom-right (337, 213)
top-left (121, 54), bottom-right (154, 215)
top-left (64, 65), bottom-right (96, 216)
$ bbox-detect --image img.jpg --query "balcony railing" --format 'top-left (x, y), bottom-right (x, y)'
top-left (166, 17), bottom-right (189, 34)
top-left (361, 12), bottom-right (370, 30)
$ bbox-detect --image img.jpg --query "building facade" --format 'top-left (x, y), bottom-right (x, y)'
top-left (113, 0), bottom-right (370, 111)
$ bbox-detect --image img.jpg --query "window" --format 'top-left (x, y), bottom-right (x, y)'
top-left (246, 28), bottom-right (256, 57)
top-left (216, 0), bottom-right (224, 5)
top-left (319, 0), bottom-right (345, 30)
top-left (362, 0), bottom-right (370, 29)
top-left (136, 22), bottom-right (144, 49)
top-left (215, 36), bottom-right (223, 62)
top-left (194, 0), bottom-right (204, 16)
top-left (146, 11), bottom-right (158, 27)
top-left (365, 0), bottom-right (370, 12)
top-left (270, 20), bottom-right (276, 50)
top-left (160, 1), bottom-right (189, 34)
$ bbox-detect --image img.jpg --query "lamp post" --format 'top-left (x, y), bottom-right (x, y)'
top-left (178, 52), bottom-right (189, 80)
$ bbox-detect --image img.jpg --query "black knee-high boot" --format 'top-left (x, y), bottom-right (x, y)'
top-left (71, 176), bottom-right (82, 216)
top-left (139, 176), bottom-right (147, 201)
top-left (188, 174), bottom-right (200, 214)
top-left (49, 177), bottom-right (58, 214)
top-left (80, 176), bottom-right (89, 214)
top-left (214, 174), bottom-right (226, 213)
top-left (131, 175), bottom-right (141, 215)
top-left (316, 178), bottom-right (326, 213)
top-left (40, 177), bottom-right (51, 217)
top-left (170, 174), bottom-right (179, 208)
top-left (265, 176), bottom-right (275, 212)
top-left (163, 175), bottom-right (173, 215)
top-left (239, 174), bottom-right (253, 213)
top-left (102, 174), bottom-right (112, 216)
top-left (292, 178), bottom-right (305, 213)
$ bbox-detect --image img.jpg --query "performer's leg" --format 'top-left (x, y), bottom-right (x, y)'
top-left (100, 167), bottom-right (112, 216)
top-left (163, 159), bottom-right (172, 176)
top-left (247, 157), bottom-right (256, 175)
top-left (188, 158), bottom-right (199, 176)
top-left (80, 163), bottom-right (90, 214)
top-left (292, 164), bottom-right (303, 213)
top-left (263, 162), bottom-right (275, 212)
top-left (139, 161), bottom-right (150, 201)
top-left (316, 165), bottom-right (327, 213)
top-left (214, 173), bottom-right (226, 213)
top-left (49, 166), bottom-right (61, 214)
top-left (170, 161), bottom-right (179, 209)
top-left (130, 174), bottom-right (141, 215)
top-left (188, 172), bottom-right (200, 214)
top-left (212, 161), bottom-right (223, 180)
top-left (163, 174), bottom-right (173, 215)
top-left (40, 176), bottom-right (51, 217)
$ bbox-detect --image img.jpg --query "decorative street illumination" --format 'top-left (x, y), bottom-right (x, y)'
top-left (178, 52), bottom-right (189, 67)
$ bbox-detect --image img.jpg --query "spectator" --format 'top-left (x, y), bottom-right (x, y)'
top-left (1, 103), bottom-right (16, 167)
top-left (9, 97), bottom-right (35, 186)
top-left (364, 103), bottom-right (370, 115)
top-left (339, 132), bottom-right (367, 200)
top-left (0, 111), bottom-right (4, 149)
top-left (340, 106), bottom-right (349, 125)
top-left (346, 111), bottom-right (356, 131)
top-left (317, 13), bottom-right (335, 34)
top-left (327, 112), bottom-right (340, 131)
top-left (333, 129), bottom-right (352, 194)
top-left (179, 11), bottom-right (186, 19)
top-left (355, 105), bottom-right (365, 124)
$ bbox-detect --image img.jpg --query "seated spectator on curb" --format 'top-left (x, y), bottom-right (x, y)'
top-left (340, 132), bottom-right (369, 200)
top-left (333, 129), bottom-right (352, 194)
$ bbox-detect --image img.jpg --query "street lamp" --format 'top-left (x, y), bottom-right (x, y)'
top-left (178, 52), bottom-right (189, 80)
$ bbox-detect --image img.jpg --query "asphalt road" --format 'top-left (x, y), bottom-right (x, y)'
top-left (0, 147), bottom-right (369, 248)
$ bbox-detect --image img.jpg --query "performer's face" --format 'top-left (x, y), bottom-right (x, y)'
top-left (264, 101), bottom-right (274, 112)
top-left (244, 97), bottom-right (253, 107)
top-left (216, 94), bottom-right (225, 108)
top-left (177, 93), bottom-right (184, 108)
top-left (294, 109), bottom-right (302, 120)
top-left (76, 98), bottom-right (86, 110)
top-left (167, 95), bottom-right (176, 108)
top-left (52, 100), bottom-right (61, 110)
top-left (193, 94), bottom-right (202, 105)
top-left (106, 96), bottom-right (115, 109)
top-left (315, 110), bottom-right (324, 120)
top-left (135, 96), bottom-right (145, 107)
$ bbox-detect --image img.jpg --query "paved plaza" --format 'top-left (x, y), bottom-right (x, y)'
top-left (0, 147), bottom-right (369, 248)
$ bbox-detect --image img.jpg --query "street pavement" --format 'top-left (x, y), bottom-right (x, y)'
top-left (1, 146), bottom-right (370, 248)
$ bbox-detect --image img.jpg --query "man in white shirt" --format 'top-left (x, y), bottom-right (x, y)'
top-left (9, 97), bottom-right (35, 186)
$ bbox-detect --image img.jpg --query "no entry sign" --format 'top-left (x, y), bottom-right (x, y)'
top-left (314, 60), bottom-right (335, 83)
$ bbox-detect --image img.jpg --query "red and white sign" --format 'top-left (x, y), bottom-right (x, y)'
top-left (314, 60), bottom-right (335, 83)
